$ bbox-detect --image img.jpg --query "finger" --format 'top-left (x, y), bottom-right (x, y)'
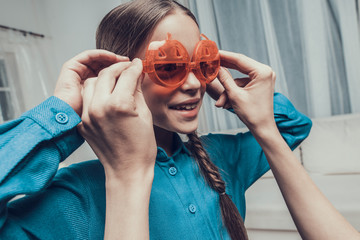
top-left (81, 77), bottom-right (97, 122)
top-left (217, 67), bottom-right (241, 94)
top-left (73, 49), bottom-right (129, 65)
top-left (215, 91), bottom-right (227, 108)
top-left (234, 77), bottom-right (251, 88)
top-left (219, 50), bottom-right (264, 75)
top-left (135, 73), bottom-right (145, 94)
top-left (69, 50), bottom-right (129, 79)
top-left (206, 78), bottom-right (225, 100)
top-left (113, 58), bottom-right (143, 96)
top-left (134, 74), bottom-right (148, 110)
top-left (148, 40), bottom-right (166, 51)
top-left (93, 61), bottom-right (132, 99)
top-left (88, 56), bottom-right (131, 76)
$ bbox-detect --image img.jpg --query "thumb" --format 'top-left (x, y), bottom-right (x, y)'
top-left (215, 91), bottom-right (227, 108)
top-left (135, 73), bottom-right (145, 94)
top-left (134, 73), bottom-right (149, 111)
top-left (78, 77), bottom-right (96, 135)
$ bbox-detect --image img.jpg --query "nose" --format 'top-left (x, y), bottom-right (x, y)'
top-left (180, 72), bottom-right (202, 93)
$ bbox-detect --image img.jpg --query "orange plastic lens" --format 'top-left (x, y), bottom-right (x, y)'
top-left (200, 60), bottom-right (220, 79)
top-left (155, 63), bottom-right (187, 83)
top-left (142, 33), bottom-right (220, 88)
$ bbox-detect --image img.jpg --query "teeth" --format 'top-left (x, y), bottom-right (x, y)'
top-left (172, 103), bottom-right (197, 110)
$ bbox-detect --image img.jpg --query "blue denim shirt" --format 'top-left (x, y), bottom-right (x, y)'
top-left (0, 93), bottom-right (312, 239)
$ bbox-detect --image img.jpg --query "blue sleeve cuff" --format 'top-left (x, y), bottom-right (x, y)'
top-left (273, 93), bottom-right (312, 149)
top-left (22, 96), bottom-right (82, 137)
top-left (19, 96), bottom-right (84, 162)
top-left (273, 92), bottom-right (297, 119)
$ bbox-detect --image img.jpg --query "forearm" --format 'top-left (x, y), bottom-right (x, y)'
top-left (0, 97), bottom-right (83, 230)
top-left (252, 125), bottom-right (360, 240)
top-left (104, 165), bottom-right (154, 240)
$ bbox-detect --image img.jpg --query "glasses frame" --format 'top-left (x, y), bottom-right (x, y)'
top-left (142, 33), bottom-right (220, 88)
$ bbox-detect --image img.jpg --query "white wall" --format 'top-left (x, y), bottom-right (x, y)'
top-left (0, 0), bottom-right (50, 35)
top-left (0, 0), bottom-right (127, 87)
top-left (43, 0), bottom-right (125, 72)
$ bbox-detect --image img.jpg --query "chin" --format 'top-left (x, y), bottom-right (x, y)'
top-left (176, 129), bottom-right (197, 134)
top-left (154, 115), bottom-right (199, 135)
top-left (173, 122), bottom-right (198, 134)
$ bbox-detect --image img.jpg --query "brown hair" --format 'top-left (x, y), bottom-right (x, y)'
top-left (96, 0), bottom-right (196, 59)
top-left (96, 1), bottom-right (248, 239)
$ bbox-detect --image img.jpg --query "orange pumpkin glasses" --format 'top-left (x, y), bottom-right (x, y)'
top-left (142, 33), bottom-right (220, 88)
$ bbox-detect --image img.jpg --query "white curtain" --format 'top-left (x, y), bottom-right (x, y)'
top-left (189, 0), bottom-right (360, 133)
top-left (0, 29), bottom-right (55, 123)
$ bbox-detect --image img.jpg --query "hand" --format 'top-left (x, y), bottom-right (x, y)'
top-left (54, 50), bottom-right (129, 115)
top-left (206, 73), bottom-right (251, 109)
top-left (78, 59), bottom-right (157, 179)
top-left (215, 50), bottom-right (276, 131)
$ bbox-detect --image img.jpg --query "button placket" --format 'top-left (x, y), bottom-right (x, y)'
top-left (156, 155), bottom-right (211, 237)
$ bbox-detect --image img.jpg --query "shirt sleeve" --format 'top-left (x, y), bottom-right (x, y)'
top-left (201, 93), bottom-right (312, 214)
top-left (0, 96), bottom-right (84, 237)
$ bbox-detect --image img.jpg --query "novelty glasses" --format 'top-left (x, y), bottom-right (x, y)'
top-left (142, 33), bottom-right (220, 88)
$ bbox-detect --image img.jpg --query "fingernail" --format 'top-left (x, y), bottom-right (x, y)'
top-left (148, 40), bottom-right (166, 51)
top-left (117, 55), bottom-right (129, 60)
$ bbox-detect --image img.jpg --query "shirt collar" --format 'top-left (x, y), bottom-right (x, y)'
top-left (156, 133), bottom-right (191, 162)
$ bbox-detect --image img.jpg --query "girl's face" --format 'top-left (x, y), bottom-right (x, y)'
top-left (138, 12), bottom-right (206, 134)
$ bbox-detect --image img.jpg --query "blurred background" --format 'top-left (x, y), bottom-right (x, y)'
top-left (0, 0), bottom-right (359, 239)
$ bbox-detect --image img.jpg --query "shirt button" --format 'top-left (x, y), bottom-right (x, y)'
top-left (188, 204), bottom-right (197, 214)
top-left (168, 167), bottom-right (177, 176)
top-left (55, 112), bottom-right (69, 124)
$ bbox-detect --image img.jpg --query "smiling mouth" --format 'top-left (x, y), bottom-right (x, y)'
top-left (169, 103), bottom-right (198, 111)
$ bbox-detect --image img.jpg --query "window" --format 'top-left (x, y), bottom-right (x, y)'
top-left (0, 55), bottom-right (23, 123)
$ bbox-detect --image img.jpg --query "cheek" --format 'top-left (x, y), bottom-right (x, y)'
top-left (141, 75), bottom-right (207, 110)
top-left (141, 75), bottom-right (174, 110)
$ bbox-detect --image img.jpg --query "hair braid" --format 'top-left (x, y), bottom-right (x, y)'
top-left (187, 132), bottom-right (248, 240)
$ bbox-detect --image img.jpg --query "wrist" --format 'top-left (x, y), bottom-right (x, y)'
top-left (53, 91), bottom-right (81, 116)
top-left (249, 121), bottom-right (283, 147)
top-left (248, 118), bottom-right (277, 136)
top-left (105, 165), bottom-right (154, 212)
top-left (105, 162), bottom-right (155, 188)
top-left (104, 165), bottom-right (153, 240)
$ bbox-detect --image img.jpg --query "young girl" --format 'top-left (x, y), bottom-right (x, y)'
top-left (0, 0), bottom-right (358, 239)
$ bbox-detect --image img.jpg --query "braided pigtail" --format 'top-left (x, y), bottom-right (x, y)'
top-left (187, 132), bottom-right (248, 240)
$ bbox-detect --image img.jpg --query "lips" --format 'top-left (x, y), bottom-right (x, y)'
top-left (169, 99), bottom-right (200, 111)
top-left (170, 103), bottom-right (198, 110)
